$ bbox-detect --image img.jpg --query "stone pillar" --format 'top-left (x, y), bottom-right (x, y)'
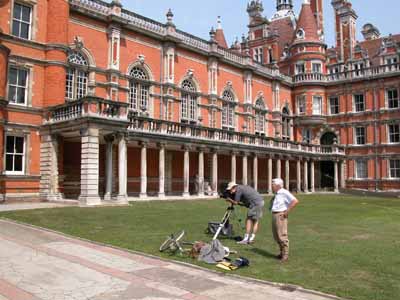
top-left (79, 127), bottom-right (101, 205)
top-left (340, 160), bottom-right (346, 189)
top-left (334, 160), bottom-right (339, 193)
top-left (212, 150), bottom-right (218, 196)
top-left (253, 155), bottom-right (258, 191)
top-left (104, 135), bottom-right (114, 201)
top-left (310, 160), bottom-right (315, 193)
top-left (231, 152), bottom-right (236, 182)
top-left (242, 154), bottom-right (248, 185)
top-left (116, 135), bottom-right (128, 202)
top-left (198, 149), bottom-right (205, 197)
top-left (40, 134), bottom-right (61, 201)
top-left (158, 144), bottom-right (165, 198)
top-left (276, 158), bottom-right (281, 179)
top-left (303, 160), bottom-right (309, 193)
top-left (297, 160), bottom-right (301, 193)
top-left (183, 146), bottom-right (190, 198)
top-left (140, 142), bottom-right (147, 198)
top-left (285, 159), bottom-right (290, 190)
top-left (267, 157), bottom-right (272, 194)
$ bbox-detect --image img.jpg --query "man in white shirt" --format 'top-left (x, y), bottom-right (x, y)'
top-left (270, 178), bottom-right (299, 262)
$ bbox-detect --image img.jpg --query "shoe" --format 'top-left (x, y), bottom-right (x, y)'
top-left (280, 256), bottom-right (289, 263)
top-left (236, 239), bottom-right (249, 245)
top-left (275, 254), bottom-right (282, 260)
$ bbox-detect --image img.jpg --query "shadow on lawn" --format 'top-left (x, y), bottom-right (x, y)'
top-left (250, 247), bottom-right (277, 259)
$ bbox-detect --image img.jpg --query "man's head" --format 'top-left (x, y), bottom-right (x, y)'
top-left (272, 178), bottom-right (284, 193)
top-left (226, 182), bottom-right (238, 194)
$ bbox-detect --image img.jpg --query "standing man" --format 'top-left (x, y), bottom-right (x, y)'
top-left (225, 182), bottom-right (265, 245)
top-left (270, 178), bottom-right (299, 263)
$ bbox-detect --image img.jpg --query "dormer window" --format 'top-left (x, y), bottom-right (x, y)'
top-left (296, 29), bottom-right (305, 40)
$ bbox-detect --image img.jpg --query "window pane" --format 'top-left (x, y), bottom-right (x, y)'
top-left (6, 136), bottom-right (14, 153)
top-left (15, 137), bottom-right (24, 154)
top-left (20, 23), bottom-right (29, 39)
top-left (9, 68), bottom-right (18, 85)
top-left (5, 155), bottom-right (14, 171)
top-left (21, 6), bottom-right (31, 22)
top-left (18, 70), bottom-right (27, 86)
top-left (13, 4), bottom-right (22, 19)
top-left (12, 21), bottom-right (20, 37)
top-left (14, 155), bottom-right (23, 172)
top-left (8, 86), bottom-right (17, 103)
top-left (16, 88), bottom-right (26, 104)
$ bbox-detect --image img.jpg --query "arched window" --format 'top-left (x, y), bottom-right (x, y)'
top-left (222, 90), bottom-right (235, 129)
top-left (129, 66), bottom-right (150, 111)
top-left (65, 52), bottom-right (88, 100)
top-left (181, 79), bottom-right (197, 122)
top-left (282, 107), bottom-right (291, 140)
top-left (255, 98), bottom-right (266, 134)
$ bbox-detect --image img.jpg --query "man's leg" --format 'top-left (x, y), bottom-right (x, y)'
top-left (272, 213), bottom-right (282, 257)
top-left (276, 212), bottom-right (289, 261)
top-left (237, 218), bottom-right (253, 244)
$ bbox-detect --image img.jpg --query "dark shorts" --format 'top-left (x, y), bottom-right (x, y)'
top-left (247, 203), bottom-right (265, 221)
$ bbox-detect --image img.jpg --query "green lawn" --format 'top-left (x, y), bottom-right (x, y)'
top-left (1, 194), bottom-right (399, 300)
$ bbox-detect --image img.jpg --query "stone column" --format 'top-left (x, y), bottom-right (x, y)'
top-left (139, 142), bottom-right (147, 198)
top-left (310, 160), bottom-right (315, 193)
top-left (79, 127), bottom-right (101, 205)
top-left (296, 160), bottom-right (301, 193)
top-left (231, 152), bottom-right (236, 183)
top-left (334, 160), bottom-right (339, 193)
top-left (276, 158), bottom-right (281, 179)
top-left (285, 159), bottom-right (290, 190)
top-left (267, 157), bottom-right (272, 194)
top-left (340, 160), bottom-right (346, 189)
top-left (158, 144), bottom-right (165, 198)
top-left (303, 160), bottom-right (309, 193)
top-left (116, 134), bottom-right (128, 203)
top-left (242, 154), bottom-right (248, 185)
top-left (253, 155), bottom-right (258, 191)
top-left (40, 134), bottom-right (61, 201)
top-left (212, 150), bottom-right (218, 196)
top-left (104, 135), bottom-right (114, 201)
top-left (183, 146), bottom-right (190, 198)
top-left (198, 149), bottom-right (205, 197)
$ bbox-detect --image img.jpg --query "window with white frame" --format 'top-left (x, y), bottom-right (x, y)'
top-left (129, 66), bottom-right (150, 112)
top-left (254, 98), bottom-right (266, 134)
top-left (181, 79), bottom-right (197, 122)
top-left (329, 96), bottom-right (340, 115)
top-left (353, 62), bottom-right (365, 77)
top-left (387, 88), bottom-right (399, 109)
top-left (8, 67), bottom-right (28, 105)
top-left (354, 94), bottom-right (365, 112)
top-left (253, 47), bottom-right (263, 64)
top-left (12, 3), bottom-right (32, 39)
top-left (312, 62), bottom-right (322, 73)
top-left (65, 52), bottom-right (88, 101)
top-left (297, 95), bottom-right (306, 115)
top-left (355, 160), bottom-right (368, 179)
top-left (5, 135), bottom-right (25, 174)
top-left (329, 66), bottom-right (340, 74)
top-left (295, 63), bottom-right (305, 74)
top-left (312, 96), bottom-right (322, 115)
top-left (385, 56), bottom-right (398, 65)
top-left (355, 126), bottom-right (366, 145)
top-left (222, 90), bottom-right (235, 129)
top-left (388, 124), bottom-right (400, 143)
top-left (389, 160), bottom-right (400, 178)
top-left (282, 107), bottom-right (291, 140)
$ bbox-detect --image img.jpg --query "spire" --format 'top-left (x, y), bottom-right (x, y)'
top-left (277, 0), bottom-right (293, 11)
top-left (214, 16), bottom-right (228, 48)
top-left (294, 0), bottom-right (320, 42)
top-left (247, 0), bottom-right (264, 18)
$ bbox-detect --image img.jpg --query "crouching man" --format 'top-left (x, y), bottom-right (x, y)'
top-left (270, 178), bottom-right (299, 263)
top-left (225, 182), bottom-right (265, 244)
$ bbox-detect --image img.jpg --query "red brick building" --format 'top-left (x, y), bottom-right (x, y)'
top-left (0, 0), bottom-right (398, 204)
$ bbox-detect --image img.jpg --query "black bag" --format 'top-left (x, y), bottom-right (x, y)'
top-left (206, 221), bottom-right (234, 237)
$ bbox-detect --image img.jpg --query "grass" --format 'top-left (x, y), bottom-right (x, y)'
top-left (1, 194), bottom-right (400, 300)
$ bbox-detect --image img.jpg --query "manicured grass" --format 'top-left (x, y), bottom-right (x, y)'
top-left (1, 194), bottom-right (400, 300)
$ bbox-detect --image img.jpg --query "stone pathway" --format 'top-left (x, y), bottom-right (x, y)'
top-left (0, 219), bottom-right (342, 300)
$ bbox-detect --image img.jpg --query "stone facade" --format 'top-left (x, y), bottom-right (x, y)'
top-left (0, 0), bottom-right (398, 204)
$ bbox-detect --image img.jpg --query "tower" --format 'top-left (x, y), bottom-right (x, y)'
top-left (247, 0), bottom-right (264, 24)
top-left (310, 0), bottom-right (324, 38)
top-left (276, 0), bottom-right (293, 11)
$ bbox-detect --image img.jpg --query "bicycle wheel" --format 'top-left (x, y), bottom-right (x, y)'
top-left (159, 230), bottom-right (185, 252)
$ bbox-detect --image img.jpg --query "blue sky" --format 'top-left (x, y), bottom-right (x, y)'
top-left (121, 0), bottom-right (397, 47)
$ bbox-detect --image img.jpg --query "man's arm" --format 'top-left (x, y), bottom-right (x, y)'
top-left (284, 198), bottom-right (299, 218)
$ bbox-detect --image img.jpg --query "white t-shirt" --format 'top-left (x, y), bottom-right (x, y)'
top-left (271, 188), bottom-right (296, 212)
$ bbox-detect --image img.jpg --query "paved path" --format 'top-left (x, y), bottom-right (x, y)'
top-left (0, 202), bottom-right (73, 212)
top-left (0, 219), bottom-right (340, 300)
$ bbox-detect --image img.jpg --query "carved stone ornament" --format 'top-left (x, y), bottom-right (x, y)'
top-left (187, 69), bottom-right (194, 78)
top-left (138, 54), bottom-right (145, 64)
top-left (73, 36), bottom-right (84, 50)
